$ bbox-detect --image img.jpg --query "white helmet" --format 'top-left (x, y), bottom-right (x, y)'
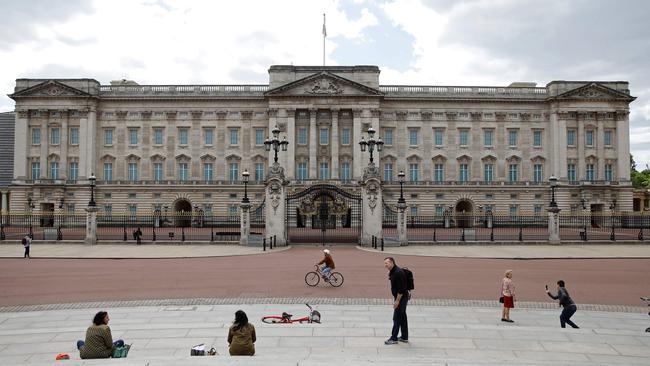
top-left (323, 249), bottom-right (330, 254)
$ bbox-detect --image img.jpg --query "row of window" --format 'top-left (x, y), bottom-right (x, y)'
top-left (567, 129), bottom-right (614, 147)
top-left (30, 162), bottom-right (78, 180)
top-left (102, 204), bottom-right (240, 217)
top-left (31, 127), bottom-right (79, 145)
top-left (381, 162), bottom-right (615, 183)
top-left (399, 204), bottom-right (544, 217)
top-left (29, 159), bottom-right (615, 183)
top-left (32, 126), bottom-right (616, 150)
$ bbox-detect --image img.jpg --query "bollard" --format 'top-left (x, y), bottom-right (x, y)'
top-left (381, 237), bottom-right (384, 251)
top-left (518, 227), bottom-right (523, 242)
top-left (263, 237), bottom-right (266, 251)
top-left (182, 227), bottom-right (185, 242)
top-left (610, 226), bottom-right (615, 241)
top-left (211, 226), bottom-right (214, 242)
top-left (273, 235), bottom-right (277, 249)
top-left (433, 227), bottom-right (436, 242)
top-left (0, 224), bottom-right (4, 240)
top-left (57, 226), bottom-right (62, 241)
top-left (152, 228), bottom-right (156, 242)
top-left (490, 227), bottom-right (494, 241)
top-left (461, 228), bottom-right (465, 242)
top-left (123, 226), bottom-right (127, 241)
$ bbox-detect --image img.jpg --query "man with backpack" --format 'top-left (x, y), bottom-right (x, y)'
top-left (22, 234), bottom-right (32, 259)
top-left (383, 257), bottom-right (412, 345)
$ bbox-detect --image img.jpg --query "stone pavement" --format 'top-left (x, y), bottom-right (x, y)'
top-left (0, 242), bottom-right (649, 259)
top-left (0, 299), bottom-right (649, 366)
top-left (0, 243), bottom-right (289, 259)
top-left (361, 243), bottom-right (650, 259)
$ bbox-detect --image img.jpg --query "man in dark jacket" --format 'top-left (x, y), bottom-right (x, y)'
top-left (546, 280), bottom-right (579, 329)
top-left (384, 257), bottom-right (408, 344)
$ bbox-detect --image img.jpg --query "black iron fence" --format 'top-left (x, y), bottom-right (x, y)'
top-left (96, 213), bottom-right (240, 242)
top-left (559, 213), bottom-right (650, 241)
top-left (406, 213), bottom-right (548, 242)
top-left (0, 212), bottom-right (86, 241)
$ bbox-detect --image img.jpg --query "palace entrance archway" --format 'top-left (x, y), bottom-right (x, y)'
top-left (286, 184), bottom-right (361, 244)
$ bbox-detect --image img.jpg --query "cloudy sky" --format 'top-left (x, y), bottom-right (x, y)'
top-left (1, 0), bottom-right (648, 167)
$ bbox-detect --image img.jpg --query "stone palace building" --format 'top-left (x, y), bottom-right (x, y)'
top-left (7, 65), bottom-right (635, 217)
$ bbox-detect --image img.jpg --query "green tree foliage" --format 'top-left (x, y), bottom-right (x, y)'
top-left (631, 154), bottom-right (650, 188)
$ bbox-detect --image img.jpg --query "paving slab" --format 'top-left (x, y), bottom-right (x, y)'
top-left (0, 301), bottom-right (648, 365)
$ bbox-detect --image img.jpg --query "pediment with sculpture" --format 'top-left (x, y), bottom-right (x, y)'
top-left (265, 72), bottom-right (382, 97)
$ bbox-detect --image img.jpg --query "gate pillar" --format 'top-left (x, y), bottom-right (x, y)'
top-left (265, 163), bottom-right (288, 245)
top-left (547, 206), bottom-right (561, 244)
top-left (361, 163), bottom-right (382, 246)
top-left (240, 202), bottom-right (251, 246)
top-left (85, 206), bottom-right (97, 245)
top-left (397, 200), bottom-right (408, 246)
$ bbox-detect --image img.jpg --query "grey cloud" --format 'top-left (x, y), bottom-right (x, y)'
top-left (425, 0), bottom-right (650, 165)
top-left (0, 0), bottom-right (95, 50)
top-left (228, 67), bottom-right (267, 84)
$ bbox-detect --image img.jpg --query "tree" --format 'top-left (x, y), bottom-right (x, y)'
top-left (631, 154), bottom-right (650, 188)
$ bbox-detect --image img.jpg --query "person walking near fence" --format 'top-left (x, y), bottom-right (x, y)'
top-left (133, 227), bottom-right (142, 245)
top-left (22, 234), bottom-right (31, 259)
top-left (546, 280), bottom-right (579, 329)
top-left (384, 257), bottom-right (409, 345)
top-left (501, 270), bottom-right (515, 323)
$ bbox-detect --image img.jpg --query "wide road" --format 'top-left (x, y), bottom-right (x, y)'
top-left (1, 247), bottom-right (649, 307)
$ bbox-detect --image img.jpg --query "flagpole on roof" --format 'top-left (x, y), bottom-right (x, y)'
top-left (322, 13), bottom-right (327, 66)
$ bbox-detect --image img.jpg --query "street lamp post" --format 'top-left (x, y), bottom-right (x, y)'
top-left (358, 126), bottom-right (384, 165)
top-left (88, 173), bottom-right (96, 207)
top-left (242, 170), bottom-right (250, 204)
top-left (264, 125), bottom-right (289, 164)
top-left (549, 175), bottom-right (558, 208)
top-left (610, 199), bottom-right (617, 241)
top-left (397, 171), bottom-right (406, 205)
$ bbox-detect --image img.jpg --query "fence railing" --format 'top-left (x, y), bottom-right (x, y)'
top-left (0, 213), bottom-right (86, 241)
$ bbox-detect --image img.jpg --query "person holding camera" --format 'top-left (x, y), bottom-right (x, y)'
top-left (546, 280), bottom-right (579, 329)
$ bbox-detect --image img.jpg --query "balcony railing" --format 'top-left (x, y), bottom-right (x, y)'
top-left (379, 85), bottom-right (548, 99)
top-left (99, 84), bottom-right (269, 97)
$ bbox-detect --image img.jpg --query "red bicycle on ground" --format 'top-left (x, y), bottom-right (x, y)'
top-left (261, 303), bottom-right (321, 324)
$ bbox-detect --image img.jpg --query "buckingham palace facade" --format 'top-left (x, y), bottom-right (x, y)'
top-left (7, 65), bottom-right (635, 217)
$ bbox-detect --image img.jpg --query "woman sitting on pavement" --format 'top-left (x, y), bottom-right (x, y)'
top-left (77, 311), bottom-right (125, 359)
top-left (228, 310), bottom-right (256, 356)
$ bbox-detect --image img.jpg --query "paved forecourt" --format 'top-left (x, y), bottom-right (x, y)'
top-left (1, 242), bottom-right (649, 259)
top-left (0, 299), bottom-right (649, 365)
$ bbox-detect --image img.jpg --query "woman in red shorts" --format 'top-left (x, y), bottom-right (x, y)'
top-left (501, 269), bottom-right (515, 322)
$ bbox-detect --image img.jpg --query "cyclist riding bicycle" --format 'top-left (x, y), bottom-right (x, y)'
top-left (316, 249), bottom-right (335, 281)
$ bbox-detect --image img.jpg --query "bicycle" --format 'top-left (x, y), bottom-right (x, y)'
top-left (642, 297), bottom-right (650, 332)
top-left (305, 265), bottom-right (344, 287)
top-left (261, 303), bottom-right (321, 324)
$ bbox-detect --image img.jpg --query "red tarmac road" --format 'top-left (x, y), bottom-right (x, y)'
top-left (1, 247), bottom-right (649, 307)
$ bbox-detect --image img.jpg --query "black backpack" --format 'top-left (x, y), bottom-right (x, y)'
top-left (402, 267), bottom-right (414, 291)
top-left (21, 237), bottom-right (27, 245)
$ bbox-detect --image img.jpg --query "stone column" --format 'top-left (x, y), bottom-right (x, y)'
top-left (14, 110), bottom-right (29, 179)
top-left (331, 109), bottom-right (339, 179)
top-left (577, 114), bottom-right (585, 181)
top-left (265, 163), bottom-right (288, 245)
top-left (286, 109), bottom-right (296, 180)
top-left (309, 109), bottom-right (317, 179)
top-left (85, 205), bottom-right (98, 245)
top-left (361, 163), bottom-right (382, 245)
top-left (1, 191), bottom-right (8, 212)
top-left (616, 111), bottom-right (630, 182)
top-left (352, 109), bottom-right (363, 180)
top-left (597, 116), bottom-right (605, 180)
top-left (239, 201), bottom-right (251, 245)
top-left (40, 111), bottom-right (49, 179)
top-left (59, 110), bottom-right (69, 180)
top-left (547, 206), bottom-right (561, 244)
top-left (397, 200), bottom-right (408, 246)
top-left (79, 108), bottom-right (97, 180)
